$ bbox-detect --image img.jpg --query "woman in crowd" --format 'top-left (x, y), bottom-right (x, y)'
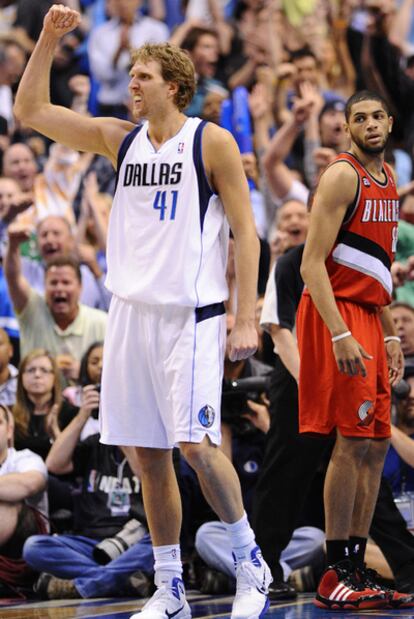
top-left (13, 348), bottom-right (77, 459)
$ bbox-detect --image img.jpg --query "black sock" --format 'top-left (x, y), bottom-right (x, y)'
top-left (349, 536), bottom-right (367, 569)
top-left (326, 540), bottom-right (349, 566)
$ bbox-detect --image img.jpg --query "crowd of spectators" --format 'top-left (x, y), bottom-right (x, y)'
top-left (1, 0), bottom-right (414, 603)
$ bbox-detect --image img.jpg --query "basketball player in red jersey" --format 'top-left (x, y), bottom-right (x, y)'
top-left (298, 91), bottom-right (413, 610)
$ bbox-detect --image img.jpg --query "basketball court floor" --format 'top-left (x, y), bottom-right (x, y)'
top-left (1, 593), bottom-right (413, 619)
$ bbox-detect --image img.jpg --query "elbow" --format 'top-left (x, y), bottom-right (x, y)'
top-left (300, 260), bottom-right (310, 285)
top-left (26, 475), bottom-right (46, 498)
top-left (13, 100), bottom-right (30, 124)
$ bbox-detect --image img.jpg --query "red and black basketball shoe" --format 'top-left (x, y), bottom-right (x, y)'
top-left (314, 560), bottom-right (386, 610)
top-left (357, 566), bottom-right (414, 609)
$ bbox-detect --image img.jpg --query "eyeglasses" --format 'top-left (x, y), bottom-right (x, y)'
top-left (23, 367), bottom-right (54, 375)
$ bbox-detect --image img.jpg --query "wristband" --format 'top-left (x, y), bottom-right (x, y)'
top-left (384, 336), bottom-right (401, 343)
top-left (331, 330), bottom-right (351, 343)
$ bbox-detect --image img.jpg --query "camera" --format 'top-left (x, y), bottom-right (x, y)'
top-left (221, 375), bottom-right (270, 431)
top-left (93, 518), bottom-right (147, 565)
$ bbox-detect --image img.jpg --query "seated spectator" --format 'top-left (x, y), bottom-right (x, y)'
top-left (384, 366), bottom-right (414, 495)
top-left (0, 404), bottom-right (48, 596)
top-left (13, 348), bottom-right (77, 516)
top-left (88, 0), bottom-right (169, 118)
top-left (13, 349), bottom-right (76, 460)
top-left (0, 327), bottom-right (17, 406)
top-left (4, 243), bottom-right (107, 374)
top-left (23, 388), bottom-right (153, 600)
top-left (391, 302), bottom-right (414, 367)
top-left (63, 340), bottom-right (103, 440)
top-left (22, 214), bottom-right (111, 311)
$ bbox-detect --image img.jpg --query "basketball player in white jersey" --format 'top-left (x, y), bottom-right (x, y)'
top-left (14, 5), bottom-right (272, 619)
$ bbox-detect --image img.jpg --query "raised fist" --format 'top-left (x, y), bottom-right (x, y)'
top-left (43, 4), bottom-right (81, 38)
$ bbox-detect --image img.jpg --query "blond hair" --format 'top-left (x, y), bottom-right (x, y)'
top-left (131, 43), bottom-right (196, 112)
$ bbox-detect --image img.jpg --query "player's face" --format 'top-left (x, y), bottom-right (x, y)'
top-left (347, 100), bottom-right (392, 155)
top-left (128, 60), bottom-right (174, 119)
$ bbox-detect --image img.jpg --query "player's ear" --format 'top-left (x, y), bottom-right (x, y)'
top-left (388, 116), bottom-right (394, 133)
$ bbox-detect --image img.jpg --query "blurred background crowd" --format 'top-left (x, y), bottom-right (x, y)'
top-left (2, 0), bottom-right (414, 605)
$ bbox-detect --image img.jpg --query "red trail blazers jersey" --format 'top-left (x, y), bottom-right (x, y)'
top-left (311, 152), bottom-right (399, 308)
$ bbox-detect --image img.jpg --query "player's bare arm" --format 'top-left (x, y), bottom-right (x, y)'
top-left (380, 305), bottom-right (404, 385)
top-left (14, 4), bottom-right (135, 167)
top-left (301, 161), bottom-right (373, 377)
top-left (270, 325), bottom-right (300, 382)
top-left (203, 123), bottom-right (260, 361)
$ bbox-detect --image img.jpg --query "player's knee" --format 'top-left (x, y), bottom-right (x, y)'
top-left (179, 441), bottom-right (212, 471)
top-left (136, 447), bottom-right (172, 476)
top-left (335, 435), bottom-right (371, 462)
top-left (369, 437), bottom-right (390, 462)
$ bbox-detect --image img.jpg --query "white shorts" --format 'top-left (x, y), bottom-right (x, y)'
top-left (99, 295), bottom-right (226, 448)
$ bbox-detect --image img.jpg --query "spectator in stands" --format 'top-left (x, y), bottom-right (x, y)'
top-left (385, 366), bottom-right (414, 495)
top-left (391, 302), bottom-right (414, 366)
top-left (0, 404), bottom-right (48, 596)
top-left (21, 214), bottom-right (111, 310)
top-left (0, 327), bottom-right (17, 406)
top-left (23, 386), bottom-right (153, 600)
top-left (4, 245), bottom-right (107, 370)
top-left (13, 348), bottom-right (76, 460)
top-left (179, 27), bottom-right (223, 117)
top-left (2, 142), bottom-right (37, 193)
top-left (88, 0), bottom-right (169, 118)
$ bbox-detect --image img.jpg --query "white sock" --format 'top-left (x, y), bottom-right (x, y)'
top-left (153, 544), bottom-right (183, 589)
top-left (223, 512), bottom-right (258, 564)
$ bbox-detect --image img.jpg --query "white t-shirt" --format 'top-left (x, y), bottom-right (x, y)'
top-left (0, 448), bottom-right (48, 519)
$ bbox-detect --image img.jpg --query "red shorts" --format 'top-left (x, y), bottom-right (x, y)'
top-left (297, 294), bottom-right (391, 438)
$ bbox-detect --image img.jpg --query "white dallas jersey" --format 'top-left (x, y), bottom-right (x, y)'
top-left (105, 117), bottom-right (229, 306)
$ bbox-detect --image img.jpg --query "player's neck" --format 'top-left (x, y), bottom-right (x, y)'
top-left (147, 110), bottom-right (187, 150)
top-left (349, 145), bottom-right (384, 178)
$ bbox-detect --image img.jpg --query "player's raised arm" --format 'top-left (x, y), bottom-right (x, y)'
top-left (14, 4), bottom-right (134, 167)
top-left (203, 123), bottom-right (260, 361)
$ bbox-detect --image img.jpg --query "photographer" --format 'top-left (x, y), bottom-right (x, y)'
top-left (385, 365), bottom-right (414, 494)
top-left (22, 344), bottom-right (153, 600)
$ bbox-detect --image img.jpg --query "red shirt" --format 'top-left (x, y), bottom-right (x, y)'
top-left (313, 152), bottom-right (399, 308)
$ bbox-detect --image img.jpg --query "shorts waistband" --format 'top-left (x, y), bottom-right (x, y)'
top-left (195, 302), bottom-right (226, 323)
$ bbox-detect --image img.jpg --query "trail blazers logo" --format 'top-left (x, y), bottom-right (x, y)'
top-left (357, 400), bottom-right (374, 427)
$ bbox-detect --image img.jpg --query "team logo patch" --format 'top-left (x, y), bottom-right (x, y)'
top-left (362, 176), bottom-right (371, 187)
top-left (198, 404), bottom-right (215, 428)
top-left (177, 142), bottom-right (184, 153)
top-left (357, 400), bottom-right (374, 427)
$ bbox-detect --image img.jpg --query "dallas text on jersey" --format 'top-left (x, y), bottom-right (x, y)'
top-left (123, 162), bottom-right (183, 187)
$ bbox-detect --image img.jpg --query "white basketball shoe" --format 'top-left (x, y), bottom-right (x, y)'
top-left (130, 577), bottom-right (191, 619)
top-left (231, 546), bottom-right (272, 619)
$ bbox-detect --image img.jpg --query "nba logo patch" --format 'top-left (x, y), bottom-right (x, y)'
top-left (198, 405), bottom-right (215, 428)
top-left (362, 177), bottom-right (371, 187)
top-left (178, 142), bottom-right (184, 153)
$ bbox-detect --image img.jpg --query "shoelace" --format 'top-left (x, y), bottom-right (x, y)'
top-left (236, 562), bottom-right (263, 593)
top-left (335, 566), bottom-right (366, 592)
top-left (358, 567), bottom-right (391, 593)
